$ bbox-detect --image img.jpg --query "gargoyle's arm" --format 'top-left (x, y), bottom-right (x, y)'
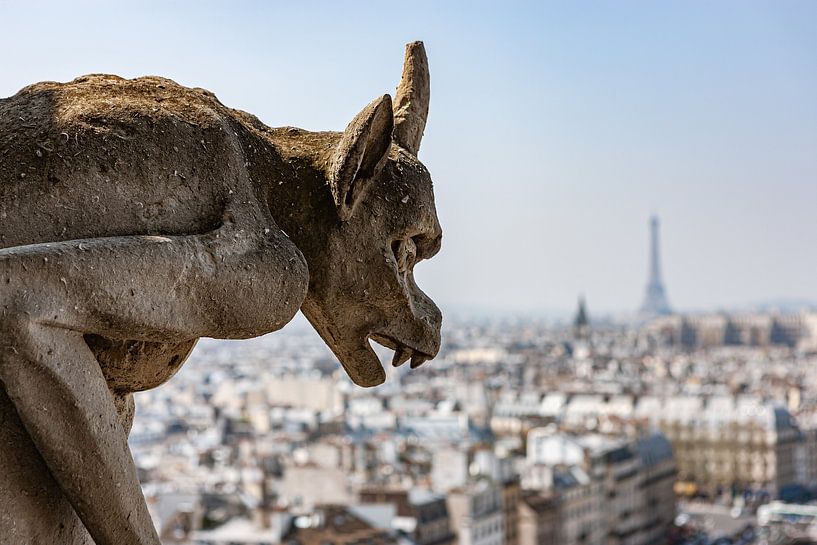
top-left (0, 222), bottom-right (307, 545)
top-left (0, 326), bottom-right (160, 545)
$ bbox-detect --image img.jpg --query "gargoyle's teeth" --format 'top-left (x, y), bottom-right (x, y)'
top-left (392, 347), bottom-right (412, 367)
top-left (410, 353), bottom-right (430, 369)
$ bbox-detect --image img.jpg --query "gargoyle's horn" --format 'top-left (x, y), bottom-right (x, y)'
top-left (393, 41), bottom-right (429, 156)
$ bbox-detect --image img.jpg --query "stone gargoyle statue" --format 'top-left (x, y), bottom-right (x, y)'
top-left (0, 42), bottom-right (441, 545)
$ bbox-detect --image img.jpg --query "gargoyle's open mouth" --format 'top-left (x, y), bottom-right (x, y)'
top-left (369, 333), bottom-right (434, 369)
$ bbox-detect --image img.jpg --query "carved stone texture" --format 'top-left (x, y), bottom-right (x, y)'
top-left (0, 42), bottom-right (441, 545)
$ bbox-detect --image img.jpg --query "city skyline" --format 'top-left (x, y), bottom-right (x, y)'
top-left (128, 307), bottom-right (817, 544)
top-left (2, 1), bottom-right (815, 314)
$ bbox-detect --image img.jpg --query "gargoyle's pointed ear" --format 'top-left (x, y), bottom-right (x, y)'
top-left (330, 94), bottom-right (393, 221)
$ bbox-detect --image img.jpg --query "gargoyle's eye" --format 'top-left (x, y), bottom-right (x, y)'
top-left (391, 238), bottom-right (417, 275)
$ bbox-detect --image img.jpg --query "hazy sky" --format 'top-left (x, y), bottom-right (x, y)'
top-left (2, 1), bottom-right (815, 316)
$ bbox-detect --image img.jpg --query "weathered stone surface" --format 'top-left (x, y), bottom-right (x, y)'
top-left (0, 42), bottom-right (441, 545)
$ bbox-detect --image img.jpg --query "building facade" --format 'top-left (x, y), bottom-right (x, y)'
top-left (517, 492), bottom-right (559, 545)
top-left (654, 396), bottom-right (799, 497)
top-left (648, 312), bottom-right (817, 350)
top-left (524, 429), bottom-right (676, 545)
top-left (447, 480), bottom-right (505, 545)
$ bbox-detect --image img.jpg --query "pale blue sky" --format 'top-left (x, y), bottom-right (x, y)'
top-left (2, 1), bottom-right (815, 315)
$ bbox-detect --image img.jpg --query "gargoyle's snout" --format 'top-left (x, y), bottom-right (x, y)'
top-left (371, 291), bottom-right (443, 370)
top-left (375, 330), bottom-right (440, 370)
top-left (373, 323), bottom-right (441, 369)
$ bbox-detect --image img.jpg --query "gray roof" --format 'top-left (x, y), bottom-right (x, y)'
top-left (408, 488), bottom-right (444, 506)
top-left (636, 433), bottom-right (674, 467)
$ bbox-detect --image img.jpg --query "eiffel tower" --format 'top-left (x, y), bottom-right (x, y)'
top-left (640, 215), bottom-right (672, 316)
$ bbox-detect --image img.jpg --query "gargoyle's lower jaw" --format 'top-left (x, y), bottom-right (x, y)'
top-left (300, 305), bottom-right (386, 387)
top-left (331, 333), bottom-right (437, 387)
top-left (300, 304), bottom-right (437, 386)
